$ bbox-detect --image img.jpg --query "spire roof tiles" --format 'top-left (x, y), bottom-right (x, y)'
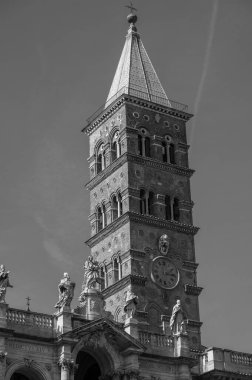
top-left (106, 15), bottom-right (171, 108)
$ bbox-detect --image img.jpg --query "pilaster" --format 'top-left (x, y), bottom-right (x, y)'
top-left (55, 306), bottom-right (73, 334)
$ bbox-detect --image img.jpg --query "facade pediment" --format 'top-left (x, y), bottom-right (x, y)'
top-left (63, 317), bottom-right (145, 354)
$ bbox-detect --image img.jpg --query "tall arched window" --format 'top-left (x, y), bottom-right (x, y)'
top-left (145, 137), bottom-right (151, 157)
top-left (111, 131), bottom-right (121, 162)
top-left (137, 128), bottom-right (151, 157)
top-left (173, 197), bottom-right (180, 221)
top-left (97, 207), bottom-right (103, 232)
top-left (111, 195), bottom-right (118, 221)
top-left (162, 136), bottom-right (176, 164)
top-left (96, 143), bottom-right (106, 173)
top-left (102, 203), bottom-right (107, 228)
top-left (165, 195), bottom-right (172, 220)
top-left (148, 191), bottom-right (155, 216)
top-left (111, 193), bottom-right (123, 222)
top-left (118, 193), bottom-right (123, 216)
top-left (113, 258), bottom-right (119, 283)
top-left (140, 189), bottom-right (147, 214)
top-left (170, 143), bottom-right (175, 164)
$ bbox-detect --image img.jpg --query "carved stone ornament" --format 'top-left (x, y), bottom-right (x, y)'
top-left (24, 358), bottom-right (34, 368)
top-left (55, 273), bottom-right (75, 309)
top-left (158, 234), bottom-right (170, 255)
top-left (0, 264), bottom-right (13, 303)
top-left (0, 351), bottom-right (7, 362)
top-left (79, 256), bottom-right (102, 301)
top-left (169, 300), bottom-right (187, 335)
top-left (58, 358), bottom-right (74, 371)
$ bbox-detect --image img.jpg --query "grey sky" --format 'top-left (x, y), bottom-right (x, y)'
top-left (0, 0), bottom-right (251, 352)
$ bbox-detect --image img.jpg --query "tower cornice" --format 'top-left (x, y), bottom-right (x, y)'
top-left (83, 93), bottom-right (193, 136)
top-left (85, 211), bottom-right (199, 248)
top-left (86, 152), bottom-right (194, 191)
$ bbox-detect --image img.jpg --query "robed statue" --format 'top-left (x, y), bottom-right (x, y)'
top-left (123, 289), bottom-right (138, 319)
top-left (83, 256), bottom-right (101, 290)
top-left (169, 300), bottom-right (187, 335)
top-left (55, 273), bottom-right (75, 309)
top-left (0, 265), bottom-right (13, 303)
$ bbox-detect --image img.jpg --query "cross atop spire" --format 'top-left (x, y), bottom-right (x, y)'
top-left (125, 1), bottom-right (137, 14)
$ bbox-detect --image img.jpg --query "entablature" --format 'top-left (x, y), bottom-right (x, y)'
top-left (83, 94), bottom-right (193, 136)
top-left (102, 274), bottom-right (147, 299)
top-left (86, 152), bottom-right (194, 191)
top-left (85, 211), bottom-right (199, 248)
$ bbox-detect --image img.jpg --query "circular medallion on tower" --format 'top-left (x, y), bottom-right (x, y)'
top-left (151, 256), bottom-right (179, 290)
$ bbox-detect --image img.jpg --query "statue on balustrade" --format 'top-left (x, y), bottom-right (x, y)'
top-left (169, 299), bottom-right (187, 335)
top-left (124, 289), bottom-right (138, 319)
top-left (0, 264), bottom-right (13, 303)
top-left (55, 272), bottom-right (75, 309)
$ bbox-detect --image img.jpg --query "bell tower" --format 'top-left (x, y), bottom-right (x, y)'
top-left (83, 12), bottom-right (202, 350)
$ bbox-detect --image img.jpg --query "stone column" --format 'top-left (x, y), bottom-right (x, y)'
top-left (58, 341), bottom-right (74, 380)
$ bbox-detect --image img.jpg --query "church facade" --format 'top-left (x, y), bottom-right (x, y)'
top-left (0, 12), bottom-right (251, 380)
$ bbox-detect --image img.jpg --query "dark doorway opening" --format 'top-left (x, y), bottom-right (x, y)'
top-left (11, 374), bottom-right (30, 380)
top-left (75, 351), bottom-right (101, 380)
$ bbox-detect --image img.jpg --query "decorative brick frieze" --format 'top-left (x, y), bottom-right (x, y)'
top-left (184, 284), bottom-right (203, 296)
top-left (86, 152), bottom-right (194, 191)
top-left (83, 94), bottom-right (193, 136)
top-left (127, 153), bottom-right (194, 178)
top-left (86, 211), bottom-right (199, 248)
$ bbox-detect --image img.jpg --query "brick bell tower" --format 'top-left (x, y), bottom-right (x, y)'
top-left (82, 12), bottom-right (203, 351)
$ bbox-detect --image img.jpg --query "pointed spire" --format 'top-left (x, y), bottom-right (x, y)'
top-left (105, 12), bottom-right (171, 108)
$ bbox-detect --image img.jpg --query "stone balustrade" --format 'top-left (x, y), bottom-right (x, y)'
top-left (139, 331), bottom-right (173, 349)
top-left (6, 308), bottom-right (54, 330)
top-left (201, 347), bottom-right (252, 376)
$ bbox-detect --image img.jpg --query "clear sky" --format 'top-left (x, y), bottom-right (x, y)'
top-left (0, 0), bottom-right (251, 353)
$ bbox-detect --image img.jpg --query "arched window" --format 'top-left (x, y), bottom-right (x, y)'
top-left (137, 128), bottom-right (151, 157)
top-left (140, 189), bottom-right (147, 214)
top-left (162, 136), bottom-right (176, 164)
top-left (111, 193), bottom-right (123, 222)
top-left (165, 195), bottom-right (172, 220)
top-left (145, 137), bottom-right (151, 157)
top-left (102, 203), bottom-right (107, 228)
top-left (173, 197), bottom-right (180, 221)
top-left (148, 191), bottom-right (155, 216)
top-left (111, 195), bottom-right (118, 221)
top-left (170, 143), bottom-right (175, 164)
top-left (118, 193), bottom-right (123, 216)
top-left (96, 143), bottom-right (106, 173)
top-left (111, 131), bottom-right (121, 162)
top-left (138, 134), bottom-right (143, 156)
top-left (113, 258), bottom-right (119, 283)
top-left (97, 207), bottom-right (103, 232)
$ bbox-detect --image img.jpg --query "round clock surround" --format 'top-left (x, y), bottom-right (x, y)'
top-left (151, 256), bottom-right (180, 290)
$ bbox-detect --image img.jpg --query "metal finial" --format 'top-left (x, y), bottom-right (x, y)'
top-left (26, 296), bottom-right (31, 312)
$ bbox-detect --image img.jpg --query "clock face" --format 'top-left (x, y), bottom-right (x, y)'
top-left (151, 257), bottom-right (179, 289)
